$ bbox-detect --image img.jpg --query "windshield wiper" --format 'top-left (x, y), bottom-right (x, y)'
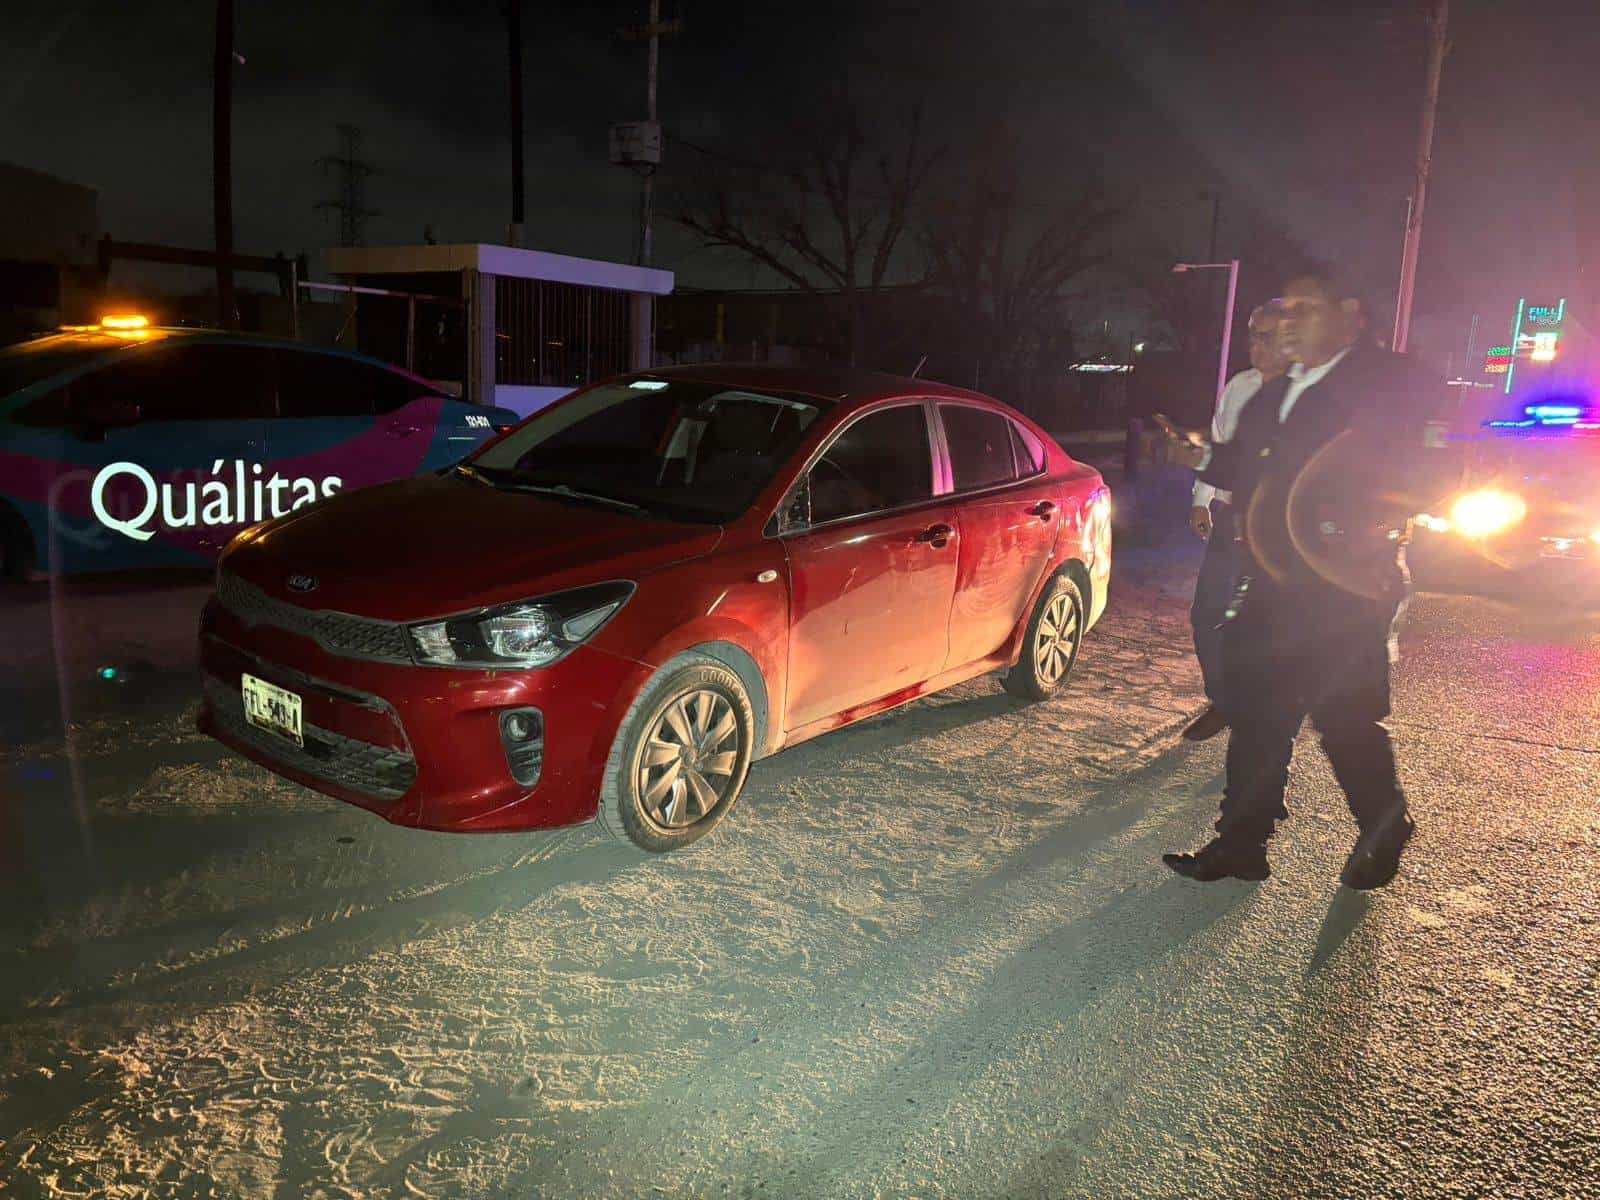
top-left (509, 482), bottom-right (643, 512)
top-left (458, 464), bottom-right (644, 512)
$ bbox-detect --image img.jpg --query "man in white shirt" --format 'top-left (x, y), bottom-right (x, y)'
top-left (1183, 303), bottom-right (1288, 742)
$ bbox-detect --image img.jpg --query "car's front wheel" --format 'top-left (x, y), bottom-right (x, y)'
top-left (1002, 572), bottom-right (1085, 701)
top-left (598, 654), bottom-right (756, 852)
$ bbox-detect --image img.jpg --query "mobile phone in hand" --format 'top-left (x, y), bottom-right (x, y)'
top-left (1151, 413), bottom-right (1206, 447)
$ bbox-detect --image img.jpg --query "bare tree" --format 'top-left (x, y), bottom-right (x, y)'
top-left (672, 106), bottom-right (941, 364)
top-left (921, 150), bottom-right (1126, 378)
top-left (1126, 243), bottom-right (1215, 356)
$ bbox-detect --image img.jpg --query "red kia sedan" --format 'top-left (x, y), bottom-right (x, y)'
top-left (198, 365), bottom-right (1111, 850)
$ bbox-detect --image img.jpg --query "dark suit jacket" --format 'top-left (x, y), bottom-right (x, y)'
top-left (1199, 342), bottom-right (1449, 595)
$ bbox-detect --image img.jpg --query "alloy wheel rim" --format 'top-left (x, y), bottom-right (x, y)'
top-left (1034, 592), bottom-right (1080, 686)
top-left (638, 688), bottom-right (740, 829)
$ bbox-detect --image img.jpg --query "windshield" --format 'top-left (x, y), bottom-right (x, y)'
top-left (468, 379), bottom-right (824, 523)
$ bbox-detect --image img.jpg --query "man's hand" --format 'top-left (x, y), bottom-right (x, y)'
top-left (1190, 505), bottom-right (1213, 540)
top-left (1150, 412), bottom-right (1209, 469)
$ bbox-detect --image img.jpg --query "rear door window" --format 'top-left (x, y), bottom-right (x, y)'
top-left (939, 403), bottom-right (1020, 492)
top-left (278, 352), bottom-right (425, 417)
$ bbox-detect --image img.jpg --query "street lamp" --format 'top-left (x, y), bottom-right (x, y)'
top-left (1173, 259), bottom-right (1240, 407)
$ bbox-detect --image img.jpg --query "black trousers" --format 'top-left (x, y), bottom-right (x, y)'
top-left (1190, 501), bottom-right (1238, 712)
top-left (1215, 572), bottom-right (1408, 847)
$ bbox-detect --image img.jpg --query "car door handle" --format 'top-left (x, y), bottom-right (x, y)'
top-left (912, 523), bottom-right (954, 547)
top-left (386, 423), bottom-right (424, 438)
top-left (1029, 500), bottom-right (1057, 520)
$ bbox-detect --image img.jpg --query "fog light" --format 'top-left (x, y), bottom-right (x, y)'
top-left (498, 707), bottom-right (544, 787)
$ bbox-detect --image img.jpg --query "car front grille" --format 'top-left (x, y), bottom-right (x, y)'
top-left (205, 678), bottom-right (417, 800)
top-left (216, 570), bottom-right (412, 663)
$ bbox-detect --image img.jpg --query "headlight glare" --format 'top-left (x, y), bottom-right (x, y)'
top-left (482, 606), bottom-right (557, 662)
top-left (408, 582), bottom-right (634, 668)
top-left (1448, 489), bottom-right (1526, 539)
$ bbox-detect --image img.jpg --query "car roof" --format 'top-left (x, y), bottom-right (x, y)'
top-left (4, 327), bottom-right (437, 388)
top-left (632, 362), bottom-right (1000, 408)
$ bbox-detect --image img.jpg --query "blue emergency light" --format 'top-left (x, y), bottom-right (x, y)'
top-left (1486, 401), bottom-right (1596, 431)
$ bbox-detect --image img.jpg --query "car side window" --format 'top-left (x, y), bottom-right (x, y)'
top-left (71, 345), bottom-right (276, 421)
top-left (1009, 419), bottom-right (1046, 475)
top-left (278, 352), bottom-right (425, 417)
top-left (940, 403), bottom-right (1020, 492)
top-left (12, 386), bottom-right (72, 427)
top-left (808, 404), bottom-right (933, 525)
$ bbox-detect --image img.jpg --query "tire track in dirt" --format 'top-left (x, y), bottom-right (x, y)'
top-left (506, 735), bottom-right (1226, 1197)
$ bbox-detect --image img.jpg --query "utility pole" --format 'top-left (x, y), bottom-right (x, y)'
top-left (213, 0), bottom-right (237, 329)
top-left (316, 125), bottom-right (377, 247)
top-left (618, 2), bottom-right (680, 267)
top-left (1391, 0), bottom-right (1449, 354)
top-left (1174, 260), bottom-right (1240, 406)
top-left (642, 0), bottom-right (659, 267)
top-left (506, 0), bottom-right (525, 247)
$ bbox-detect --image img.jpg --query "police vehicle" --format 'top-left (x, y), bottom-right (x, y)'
top-left (0, 316), bottom-right (520, 578)
top-left (1414, 298), bottom-right (1600, 586)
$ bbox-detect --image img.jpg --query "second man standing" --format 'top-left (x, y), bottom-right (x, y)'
top-left (1183, 302), bottom-right (1290, 742)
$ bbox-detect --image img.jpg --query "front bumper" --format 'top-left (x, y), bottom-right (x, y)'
top-left (1407, 525), bottom-right (1600, 608)
top-left (196, 596), bottom-right (647, 832)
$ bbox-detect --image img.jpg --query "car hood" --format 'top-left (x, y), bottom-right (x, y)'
top-left (222, 471), bottom-right (723, 621)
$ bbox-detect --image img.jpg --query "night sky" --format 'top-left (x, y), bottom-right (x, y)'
top-left (6, 0), bottom-right (1600, 361)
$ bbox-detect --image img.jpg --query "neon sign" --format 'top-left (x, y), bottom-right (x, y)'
top-left (1504, 297), bottom-right (1565, 395)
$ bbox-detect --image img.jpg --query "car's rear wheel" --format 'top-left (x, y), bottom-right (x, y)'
top-left (598, 654), bottom-right (756, 852)
top-left (1002, 572), bottom-right (1085, 701)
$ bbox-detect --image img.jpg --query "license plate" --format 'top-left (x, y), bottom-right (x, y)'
top-left (241, 672), bottom-right (303, 747)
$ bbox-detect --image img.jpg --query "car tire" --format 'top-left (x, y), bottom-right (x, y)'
top-left (1002, 572), bottom-right (1085, 702)
top-left (598, 653), bottom-right (756, 853)
top-left (0, 505), bottom-right (36, 583)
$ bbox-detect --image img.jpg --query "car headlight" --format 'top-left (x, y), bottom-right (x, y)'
top-left (1447, 489), bottom-right (1527, 539)
top-left (408, 581), bottom-right (635, 668)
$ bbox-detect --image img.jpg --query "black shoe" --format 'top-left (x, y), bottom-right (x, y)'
top-left (1181, 705), bottom-right (1229, 742)
top-left (1340, 809), bottom-right (1416, 891)
top-left (1163, 838), bottom-right (1270, 882)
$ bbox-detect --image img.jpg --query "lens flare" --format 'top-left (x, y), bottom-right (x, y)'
top-left (1448, 489), bottom-right (1527, 539)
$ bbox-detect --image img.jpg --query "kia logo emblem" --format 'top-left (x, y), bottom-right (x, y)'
top-left (286, 574), bottom-right (319, 593)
